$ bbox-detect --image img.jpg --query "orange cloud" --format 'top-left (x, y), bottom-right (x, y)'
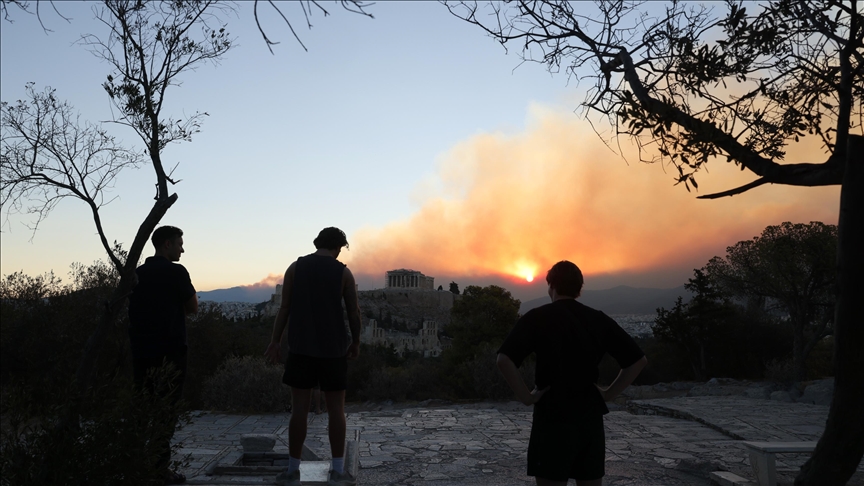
top-left (344, 105), bottom-right (840, 290)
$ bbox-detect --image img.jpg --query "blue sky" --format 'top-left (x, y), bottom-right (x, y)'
top-left (1, 1), bottom-right (840, 300)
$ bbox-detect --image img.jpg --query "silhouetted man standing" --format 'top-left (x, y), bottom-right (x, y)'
top-left (265, 227), bottom-right (362, 486)
top-left (128, 225), bottom-right (198, 485)
top-left (497, 260), bottom-right (647, 486)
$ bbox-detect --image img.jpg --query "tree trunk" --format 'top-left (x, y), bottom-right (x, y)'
top-left (73, 194), bottom-right (178, 391)
top-left (796, 135), bottom-right (864, 485)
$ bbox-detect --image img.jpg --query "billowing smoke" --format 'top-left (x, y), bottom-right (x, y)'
top-left (247, 273), bottom-right (284, 290)
top-left (344, 105), bottom-right (839, 293)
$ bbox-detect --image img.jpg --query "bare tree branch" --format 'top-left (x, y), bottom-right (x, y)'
top-left (253, 0), bottom-right (374, 54)
top-left (447, 0), bottom-right (862, 197)
top-left (697, 178), bottom-right (770, 199)
top-left (1, 83), bottom-right (143, 269)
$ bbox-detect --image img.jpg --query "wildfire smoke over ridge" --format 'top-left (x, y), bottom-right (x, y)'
top-left (344, 105), bottom-right (839, 289)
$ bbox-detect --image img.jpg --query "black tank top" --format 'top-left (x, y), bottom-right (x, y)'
top-left (287, 254), bottom-right (348, 358)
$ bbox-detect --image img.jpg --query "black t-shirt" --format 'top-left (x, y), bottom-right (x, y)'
top-left (287, 254), bottom-right (349, 358)
top-left (128, 256), bottom-right (196, 357)
top-left (497, 299), bottom-right (644, 422)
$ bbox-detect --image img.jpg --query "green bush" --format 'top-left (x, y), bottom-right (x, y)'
top-left (346, 344), bottom-right (404, 401)
top-left (201, 355), bottom-right (291, 413)
top-left (0, 370), bottom-right (187, 486)
top-left (184, 307), bottom-right (274, 408)
top-left (359, 366), bottom-right (412, 402)
top-left (402, 358), bottom-right (449, 401)
top-left (764, 358), bottom-right (796, 385)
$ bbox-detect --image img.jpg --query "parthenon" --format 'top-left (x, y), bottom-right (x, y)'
top-left (385, 269), bottom-right (434, 290)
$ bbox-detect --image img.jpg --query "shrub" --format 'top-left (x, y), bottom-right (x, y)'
top-left (201, 355), bottom-right (291, 413)
top-left (184, 309), bottom-right (274, 408)
top-left (764, 358), bottom-right (796, 385)
top-left (359, 366), bottom-right (411, 402)
top-left (0, 370), bottom-right (187, 486)
top-left (403, 358), bottom-right (448, 401)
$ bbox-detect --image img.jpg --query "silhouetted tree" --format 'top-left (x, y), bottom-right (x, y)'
top-left (443, 285), bottom-right (520, 396)
top-left (706, 222), bottom-right (837, 382)
top-left (2, 0), bottom-right (234, 405)
top-left (653, 270), bottom-right (737, 380)
top-left (252, 0), bottom-right (373, 54)
top-left (449, 281), bottom-right (460, 295)
top-left (445, 285), bottom-right (520, 364)
top-left (448, 1), bottom-right (862, 482)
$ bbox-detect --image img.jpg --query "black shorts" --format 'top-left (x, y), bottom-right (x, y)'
top-left (283, 353), bottom-right (348, 391)
top-left (526, 412), bottom-right (605, 481)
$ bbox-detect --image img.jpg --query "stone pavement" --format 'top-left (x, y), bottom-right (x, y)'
top-left (176, 397), bottom-right (863, 485)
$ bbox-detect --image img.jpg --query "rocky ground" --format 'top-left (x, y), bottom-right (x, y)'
top-left (342, 377), bottom-right (835, 415)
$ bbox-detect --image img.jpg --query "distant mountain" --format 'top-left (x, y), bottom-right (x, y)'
top-left (197, 286), bottom-right (275, 303)
top-left (519, 285), bottom-right (691, 315)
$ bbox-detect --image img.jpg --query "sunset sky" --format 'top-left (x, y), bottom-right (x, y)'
top-left (0, 2), bottom-right (841, 301)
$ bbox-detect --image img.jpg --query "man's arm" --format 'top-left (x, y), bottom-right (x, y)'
top-left (342, 267), bottom-right (361, 360)
top-left (264, 263), bottom-right (294, 364)
top-left (496, 353), bottom-right (548, 406)
top-left (184, 293), bottom-right (198, 315)
top-left (596, 355), bottom-right (648, 402)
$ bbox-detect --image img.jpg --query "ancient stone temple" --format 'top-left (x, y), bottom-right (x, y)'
top-left (360, 319), bottom-right (445, 357)
top-left (385, 269), bottom-right (434, 290)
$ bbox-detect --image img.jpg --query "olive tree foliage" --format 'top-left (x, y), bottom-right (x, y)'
top-left (705, 221), bottom-right (837, 383)
top-left (447, 0), bottom-right (862, 194)
top-left (83, 0), bottom-right (233, 202)
top-left (447, 2), bottom-right (863, 484)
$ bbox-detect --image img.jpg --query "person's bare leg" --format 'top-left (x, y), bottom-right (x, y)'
top-left (324, 390), bottom-right (347, 458)
top-left (289, 388), bottom-right (312, 459)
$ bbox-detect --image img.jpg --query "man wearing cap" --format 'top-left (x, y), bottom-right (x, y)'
top-left (265, 227), bottom-right (362, 486)
top-left (497, 260), bottom-right (647, 486)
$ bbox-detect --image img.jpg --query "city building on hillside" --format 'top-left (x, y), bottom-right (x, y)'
top-left (385, 269), bottom-right (434, 290)
top-left (361, 319), bottom-right (445, 357)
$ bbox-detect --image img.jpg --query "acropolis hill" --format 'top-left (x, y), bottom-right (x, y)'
top-left (263, 269), bottom-right (453, 326)
top-left (258, 269), bottom-right (455, 356)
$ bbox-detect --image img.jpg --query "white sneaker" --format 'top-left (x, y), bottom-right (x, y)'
top-left (276, 468), bottom-right (301, 486)
top-left (327, 469), bottom-right (356, 486)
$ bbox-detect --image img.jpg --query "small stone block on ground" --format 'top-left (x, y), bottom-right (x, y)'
top-left (711, 471), bottom-right (756, 486)
top-left (240, 434), bottom-right (276, 452)
top-left (297, 461), bottom-right (331, 485)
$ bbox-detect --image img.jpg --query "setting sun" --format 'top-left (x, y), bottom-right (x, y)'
top-left (525, 274), bottom-right (534, 282)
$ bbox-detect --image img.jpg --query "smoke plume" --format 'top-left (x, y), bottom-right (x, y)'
top-left (344, 105), bottom-right (839, 292)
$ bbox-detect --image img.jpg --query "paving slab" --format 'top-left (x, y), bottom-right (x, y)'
top-left (175, 398), bottom-right (863, 485)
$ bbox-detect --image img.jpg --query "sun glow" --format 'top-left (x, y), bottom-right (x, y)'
top-left (513, 262), bottom-right (538, 284)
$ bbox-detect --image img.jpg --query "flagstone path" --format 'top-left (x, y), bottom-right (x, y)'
top-left (176, 397), bottom-right (863, 485)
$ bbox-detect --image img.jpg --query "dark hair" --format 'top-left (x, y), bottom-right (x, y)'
top-left (151, 226), bottom-right (183, 249)
top-left (546, 260), bottom-right (584, 297)
top-left (313, 227), bottom-right (349, 250)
